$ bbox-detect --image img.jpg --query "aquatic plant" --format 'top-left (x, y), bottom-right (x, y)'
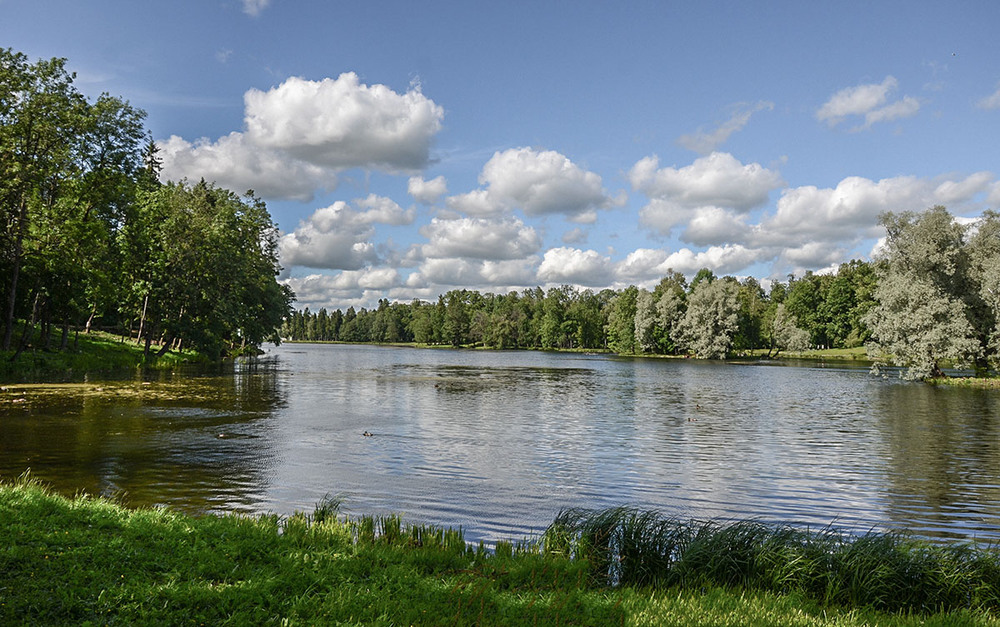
top-left (546, 507), bottom-right (1000, 613)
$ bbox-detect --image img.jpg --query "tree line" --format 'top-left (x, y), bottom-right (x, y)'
top-left (285, 205), bottom-right (1000, 381)
top-left (281, 260), bottom-right (878, 359)
top-left (1, 49), bottom-right (292, 360)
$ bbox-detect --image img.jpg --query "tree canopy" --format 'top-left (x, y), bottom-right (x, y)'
top-left (282, 261), bottom-right (875, 362)
top-left (1, 49), bottom-right (292, 360)
top-left (866, 206), bottom-right (1000, 379)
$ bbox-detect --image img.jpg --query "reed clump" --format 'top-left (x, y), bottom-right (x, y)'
top-left (545, 506), bottom-right (1000, 613)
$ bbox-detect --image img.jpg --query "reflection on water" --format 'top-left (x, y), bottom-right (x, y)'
top-left (877, 383), bottom-right (1000, 539)
top-left (3, 344), bottom-right (1000, 544)
top-left (0, 361), bottom-right (285, 515)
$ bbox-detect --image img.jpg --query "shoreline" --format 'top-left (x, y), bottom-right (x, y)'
top-left (3, 478), bottom-right (999, 625)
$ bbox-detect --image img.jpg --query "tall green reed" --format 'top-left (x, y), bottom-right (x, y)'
top-left (545, 507), bottom-right (1000, 613)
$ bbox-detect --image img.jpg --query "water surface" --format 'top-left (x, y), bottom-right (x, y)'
top-left (3, 343), bottom-right (1000, 544)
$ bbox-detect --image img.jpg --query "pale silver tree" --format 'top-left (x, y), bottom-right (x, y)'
top-left (865, 207), bottom-right (983, 379)
top-left (771, 303), bottom-right (811, 353)
top-left (655, 288), bottom-right (684, 352)
top-left (976, 252), bottom-right (1000, 356)
top-left (672, 279), bottom-right (739, 359)
top-left (965, 210), bottom-right (1000, 365)
top-left (865, 278), bottom-right (981, 379)
top-left (633, 289), bottom-right (658, 353)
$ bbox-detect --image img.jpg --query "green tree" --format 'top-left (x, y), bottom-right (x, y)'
top-left (734, 277), bottom-right (767, 352)
top-left (633, 289), bottom-right (657, 353)
top-left (771, 303), bottom-right (811, 354)
top-left (567, 289), bottom-right (604, 349)
top-left (118, 181), bottom-right (291, 358)
top-left (540, 286), bottom-right (576, 349)
top-left (442, 290), bottom-right (471, 346)
top-left (785, 272), bottom-right (830, 348)
top-left (1, 51), bottom-right (96, 348)
top-left (606, 286), bottom-right (638, 354)
top-left (865, 207), bottom-right (981, 379)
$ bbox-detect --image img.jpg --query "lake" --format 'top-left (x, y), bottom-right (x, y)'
top-left (3, 343), bottom-right (1000, 544)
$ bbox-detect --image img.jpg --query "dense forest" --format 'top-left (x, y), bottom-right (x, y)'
top-left (282, 261), bottom-right (877, 359)
top-left (1, 49), bottom-right (292, 360)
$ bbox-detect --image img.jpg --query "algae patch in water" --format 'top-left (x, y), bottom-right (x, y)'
top-left (0, 381), bottom-right (227, 408)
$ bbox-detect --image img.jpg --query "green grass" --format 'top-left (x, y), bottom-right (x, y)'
top-left (764, 346), bottom-right (870, 361)
top-left (2, 480), bottom-right (999, 625)
top-left (929, 376), bottom-right (1000, 390)
top-left (547, 507), bottom-right (1000, 614)
top-left (0, 329), bottom-right (205, 382)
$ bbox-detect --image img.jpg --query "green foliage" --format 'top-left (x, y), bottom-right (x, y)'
top-left (673, 279), bottom-right (740, 359)
top-left (548, 506), bottom-right (1000, 614)
top-left (866, 207), bottom-right (988, 379)
top-left (0, 48), bottom-right (292, 364)
top-left (118, 181), bottom-right (292, 359)
top-left (3, 480), bottom-right (996, 626)
top-left (606, 285), bottom-right (639, 354)
top-left (283, 261), bottom-right (885, 363)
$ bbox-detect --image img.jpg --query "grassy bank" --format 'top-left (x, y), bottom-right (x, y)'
top-left (0, 329), bottom-right (205, 382)
top-left (754, 346), bottom-right (870, 361)
top-left (1, 479), bottom-right (997, 626)
top-left (929, 376), bottom-right (1000, 390)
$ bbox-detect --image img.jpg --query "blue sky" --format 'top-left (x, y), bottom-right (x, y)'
top-left (4, 0), bottom-right (1000, 310)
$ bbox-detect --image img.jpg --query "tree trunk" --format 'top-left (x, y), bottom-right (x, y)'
top-left (155, 334), bottom-right (174, 358)
top-left (40, 304), bottom-right (52, 350)
top-left (136, 293), bottom-right (148, 345)
top-left (10, 292), bottom-right (40, 362)
top-left (2, 199), bottom-right (28, 351)
top-left (85, 305), bottom-right (96, 333)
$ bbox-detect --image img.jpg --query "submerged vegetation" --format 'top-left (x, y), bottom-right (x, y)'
top-left (3, 478), bottom-right (1000, 625)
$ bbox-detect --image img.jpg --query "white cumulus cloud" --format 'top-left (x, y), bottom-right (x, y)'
top-left (159, 133), bottom-right (332, 202)
top-left (631, 152), bottom-right (783, 240)
top-left (279, 196), bottom-right (413, 270)
top-left (816, 76), bottom-right (920, 129)
top-left (244, 73), bottom-right (443, 172)
top-left (408, 175), bottom-right (448, 204)
top-left (537, 247), bottom-right (614, 286)
top-left (160, 74), bottom-right (444, 201)
top-left (418, 217), bottom-right (541, 261)
top-left (681, 207), bottom-right (752, 247)
top-left (655, 245), bottom-right (766, 277)
top-left (630, 152), bottom-right (783, 212)
top-left (756, 172), bottom-right (995, 248)
top-left (282, 269), bottom-right (403, 311)
top-left (447, 147), bottom-right (620, 223)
